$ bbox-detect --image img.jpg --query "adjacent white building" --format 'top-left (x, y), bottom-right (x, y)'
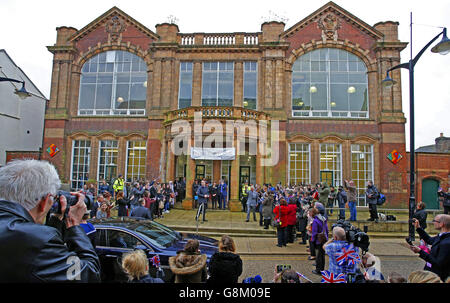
top-left (0, 49), bottom-right (47, 166)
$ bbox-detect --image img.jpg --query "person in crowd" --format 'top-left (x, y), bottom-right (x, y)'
top-left (0, 159), bottom-right (100, 282)
top-left (96, 202), bottom-right (109, 219)
top-left (80, 210), bottom-right (97, 248)
top-left (286, 196), bottom-right (297, 243)
top-left (91, 194), bottom-right (103, 218)
top-left (317, 182), bottom-right (330, 207)
top-left (344, 179), bottom-right (358, 221)
top-left (241, 181), bottom-right (250, 212)
top-left (130, 182), bottom-right (145, 212)
top-left (365, 181), bottom-right (379, 222)
top-left (306, 207), bottom-right (316, 260)
top-left (246, 186), bottom-right (258, 222)
top-left (408, 270), bottom-right (443, 283)
top-left (98, 179), bottom-right (110, 195)
top-left (409, 214), bottom-right (450, 281)
top-left (387, 272), bottom-right (407, 283)
top-left (210, 181), bottom-right (218, 209)
top-left (192, 180), bottom-right (200, 209)
top-left (88, 183), bottom-right (97, 198)
top-left (169, 239), bottom-right (207, 283)
top-left (361, 252), bottom-right (384, 281)
top-left (413, 201), bottom-right (428, 234)
top-left (207, 235), bottom-right (243, 283)
top-left (116, 190), bottom-right (130, 217)
top-left (438, 187), bottom-right (450, 215)
top-left (218, 179), bottom-right (228, 209)
top-left (273, 198), bottom-right (289, 247)
top-left (311, 206), bottom-right (328, 275)
top-left (113, 174), bottom-right (125, 198)
top-left (262, 191), bottom-right (274, 229)
top-left (143, 190), bottom-right (155, 219)
top-left (327, 186), bottom-right (336, 217)
top-left (130, 198), bottom-right (153, 220)
top-left (336, 186), bottom-right (347, 220)
top-left (196, 180), bottom-right (210, 222)
top-left (272, 268), bottom-right (301, 283)
top-left (121, 250), bottom-right (164, 283)
top-left (323, 226), bottom-right (359, 276)
top-left (162, 183), bottom-right (172, 214)
top-left (102, 191), bottom-right (114, 217)
top-left (297, 197), bottom-right (309, 245)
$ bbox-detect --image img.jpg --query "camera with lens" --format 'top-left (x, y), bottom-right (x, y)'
top-left (51, 190), bottom-right (93, 215)
top-left (332, 219), bottom-right (370, 253)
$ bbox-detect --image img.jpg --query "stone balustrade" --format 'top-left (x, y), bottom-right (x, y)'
top-left (164, 106), bottom-right (269, 123)
top-left (179, 33), bottom-right (259, 46)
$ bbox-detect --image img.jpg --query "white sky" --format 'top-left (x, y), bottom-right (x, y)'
top-left (1, 0), bottom-right (449, 151)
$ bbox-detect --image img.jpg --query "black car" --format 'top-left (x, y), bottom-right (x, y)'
top-left (89, 216), bottom-right (218, 282)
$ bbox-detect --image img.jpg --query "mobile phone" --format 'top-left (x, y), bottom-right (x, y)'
top-left (276, 264), bottom-right (291, 273)
top-left (405, 237), bottom-right (413, 245)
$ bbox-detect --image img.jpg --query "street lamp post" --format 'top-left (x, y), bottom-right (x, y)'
top-left (382, 14), bottom-right (450, 241)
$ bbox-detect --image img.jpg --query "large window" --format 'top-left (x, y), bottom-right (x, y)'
top-left (292, 48), bottom-right (368, 118)
top-left (178, 62), bottom-right (193, 109)
top-left (320, 143), bottom-right (342, 187)
top-left (351, 144), bottom-right (374, 206)
top-left (78, 50), bottom-right (147, 116)
top-left (243, 61), bottom-right (257, 110)
top-left (288, 143), bottom-right (310, 185)
top-left (98, 140), bottom-right (118, 182)
top-left (71, 140), bottom-right (91, 190)
top-left (126, 141), bottom-right (146, 183)
top-left (202, 62), bottom-right (234, 107)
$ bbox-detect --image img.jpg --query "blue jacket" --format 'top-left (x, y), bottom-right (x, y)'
top-left (219, 183), bottom-right (228, 196)
top-left (130, 206), bottom-right (152, 220)
top-left (246, 190), bottom-right (258, 207)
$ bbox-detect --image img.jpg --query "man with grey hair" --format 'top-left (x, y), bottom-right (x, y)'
top-left (0, 159), bottom-right (100, 282)
top-left (323, 226), bottom-right (359, 276)
top-left (409, 214), bottom-right (450, 281)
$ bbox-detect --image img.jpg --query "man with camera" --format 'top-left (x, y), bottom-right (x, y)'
top-left (409, 215), bottom-right (450, 282)
top-left (324, 226), bottom-right (360, 276)
top-left (0, 159), bottom-right (101, 282)
top-left (438, 187), bottom-right (450, 215)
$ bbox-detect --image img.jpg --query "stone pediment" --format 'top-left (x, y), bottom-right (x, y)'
top-left (69, 6), bottom-right (159, 44)
top-left (282, 1), bottom-right (383, 41)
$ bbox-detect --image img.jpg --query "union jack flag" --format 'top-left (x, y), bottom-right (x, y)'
top-left (151, 255), bottom-right (161, 268)
top-left (335, 244), bottom-right (361, 266)
top-left (321, 270), bottom-right (347, 283)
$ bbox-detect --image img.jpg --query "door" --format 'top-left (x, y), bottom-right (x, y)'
top-left (320, 171), bottom-right (334, 187)
top-left (239, 166), bottom-right (250, 200)
top-left (195, 165), bottom-right (206, 180)
top-left (422, 178), bottom-right (439, 209)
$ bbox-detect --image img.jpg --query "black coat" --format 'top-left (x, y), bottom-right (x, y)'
top-left (0, 200), bottom-right (101, 282)
top-left (207, 252), bottom-right (243, 283)
top-left (413, 209), bottom-right (428, 230)
top-left (116, 198), bottom-right (130, 217)
top-left (417, 227), bottom-right (450, 281)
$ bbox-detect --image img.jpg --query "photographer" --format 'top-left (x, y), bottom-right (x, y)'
top-left (0, 159), bottom-right (100, 282)
top-left (438, 187), bottom-right (450, 215)
top-left (324, 226), bottom-right (359, 276)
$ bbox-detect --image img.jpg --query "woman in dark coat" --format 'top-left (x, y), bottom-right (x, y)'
top-left (413, 201), bottom-right (428, 232)
top-left (262, 192), bottom-right (274, 229)
top-left (116, 191), bottom-right (130, 217)
top-left (207, 235), bottom-right (243, 283)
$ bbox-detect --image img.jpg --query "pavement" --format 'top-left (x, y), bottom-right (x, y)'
top-left (153, 206), bottom-right (421, 257)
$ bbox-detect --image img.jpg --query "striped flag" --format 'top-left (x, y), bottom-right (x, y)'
top-left (321, 270), bottom-right (347, 283)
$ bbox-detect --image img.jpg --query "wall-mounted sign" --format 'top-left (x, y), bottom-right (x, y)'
top-left (387, 149), bottom-right (402, 165)
top-left (47, 144), bottom-right (60, 157)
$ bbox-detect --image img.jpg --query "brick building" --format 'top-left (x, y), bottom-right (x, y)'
top-left (407, 133), bottom-right (450, 210)
top-left (42, 1), bottom-right (411, 210)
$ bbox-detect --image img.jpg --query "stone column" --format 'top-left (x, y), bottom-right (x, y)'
top-left (229, 138), bottom-right (241, 212)
top-left (182, 139), bottom-right (196, 209)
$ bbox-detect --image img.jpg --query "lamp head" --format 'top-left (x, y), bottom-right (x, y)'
top-left (431, 28), bottom-right (450, 55)
top-left (14, 82), bottom-right (31, 99)
top-left (382, 72), bottom-right (396, 88)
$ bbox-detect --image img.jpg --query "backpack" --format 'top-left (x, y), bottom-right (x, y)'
top-left (377, 193), bottom-right (386, 205)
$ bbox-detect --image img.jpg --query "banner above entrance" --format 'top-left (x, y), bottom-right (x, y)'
top-left (190, 147), bottom-right (236, 160)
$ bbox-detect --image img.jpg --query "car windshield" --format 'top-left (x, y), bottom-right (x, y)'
top-left (131, 220), bottom-right (181, 249)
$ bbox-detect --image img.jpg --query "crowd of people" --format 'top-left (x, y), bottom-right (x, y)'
top-left (0, 159), bottom-right (449, 284)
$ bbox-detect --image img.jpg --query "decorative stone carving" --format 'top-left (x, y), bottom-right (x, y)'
top-left (317, 13), bottom-right (341, 42)
top-left (105, 15), bottom-right (126, 42)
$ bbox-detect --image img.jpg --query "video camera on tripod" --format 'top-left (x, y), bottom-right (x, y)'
top-left (332, 219), bottom-right (370, 253)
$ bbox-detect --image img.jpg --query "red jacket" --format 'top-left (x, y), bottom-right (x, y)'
top-left (273, 205), bottom-right (289, 228)
top-left (286, 203), bottom-right (297, 226)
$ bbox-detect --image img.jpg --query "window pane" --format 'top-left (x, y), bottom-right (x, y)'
top-left (95, 84), bottom-right (112, 109)
top-left (79, 84), bottom-right (95, 109)
top-left (202, 71), bottom-right (218, 106)
top-left (310, 84), bottom-right (327, 110)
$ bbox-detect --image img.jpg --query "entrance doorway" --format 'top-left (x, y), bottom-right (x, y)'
top-left (320, 170), bottom-right (334, 187)
top-left (422, 178), bottom-right (440, 209)
top-left (195, 165), bottom-right (206, 180)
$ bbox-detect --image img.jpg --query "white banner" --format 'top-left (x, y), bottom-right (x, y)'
top-left (190, 147), bottom-right (235, 160)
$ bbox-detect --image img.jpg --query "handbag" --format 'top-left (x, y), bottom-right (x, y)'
top-left (272, 205), bottom-right (282, 228)
top-left (316, 218), bottom-right (328, 244)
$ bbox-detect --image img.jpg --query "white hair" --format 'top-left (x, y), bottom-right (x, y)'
top-left (0, 159), bottom-right (61, 211)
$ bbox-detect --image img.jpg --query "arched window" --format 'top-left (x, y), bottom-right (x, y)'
top-left (292, 48), bottom-right (368, 118)
top-left (78, 50), bottom-right (147, 116)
